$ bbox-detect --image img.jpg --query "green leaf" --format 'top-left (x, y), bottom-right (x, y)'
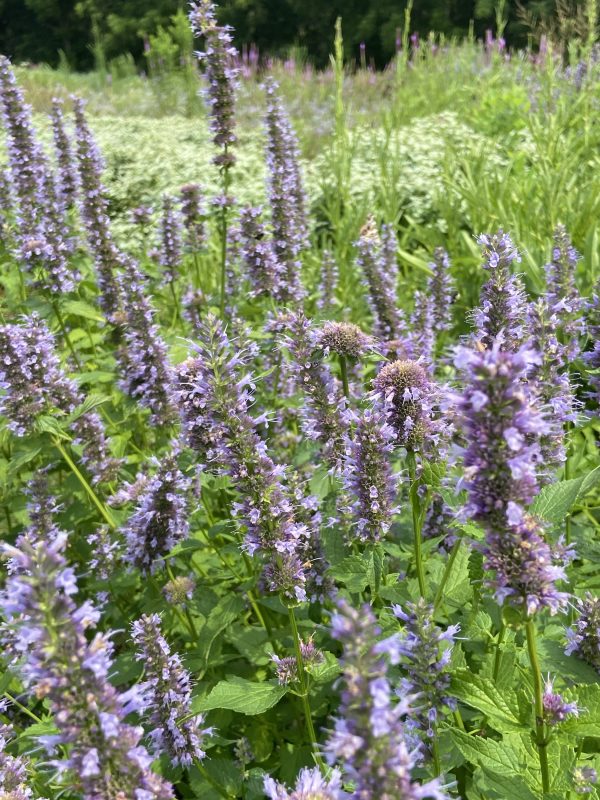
top-left (451, 671), bottom-right (527, 733)
top-left (563, 685), bottom-right (600, 737)
top-left (7, 445), bottom-right (41, 476)
top-left (193, 677), bottom-right (288, 715)
top-left (449, 730), bottom-right (522, 775)
top-left (531, 467), bottom-right (600, 524)
top-left (192, 595), bottom-right (245, 674)
top-left (62, 299), bottom-right (106, 323)
top-left (475, 767), bottom-right (539, 800)
top-left (536, 637), bottom-right (600, 685)
top-left (327, 555), bottom-right (369, 593)
top-left (67, 393), bottom-right (110, 422)
top-left (309, 651), bottom-right (340, 684)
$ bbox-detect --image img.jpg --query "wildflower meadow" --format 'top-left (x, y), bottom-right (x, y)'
top-left (1, 2), bottom-right (600, 799)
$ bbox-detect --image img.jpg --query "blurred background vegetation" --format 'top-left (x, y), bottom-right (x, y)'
top-left (0, 0), bottom-right (591, 72)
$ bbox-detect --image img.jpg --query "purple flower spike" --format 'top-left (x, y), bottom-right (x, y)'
top-left (132, 613), bottom-right (209, 766)
top-left (542, 678), bottom-right (578, 725)
top-left (318, 249), bottom-right (339, 312)
top-left (158, 195), bottom-right (183, 283)
top-left (264, 78), bottom-right (308, 302)
top-left (189, 0), bottom-right (238, 164)
top-left (0, 534), bottom-right (174, 798)
top-left (545, 224), bottom-right (583, 359)
top-left (565, 594), bottom-right (600, 672)
top-left (392, 600), bottom-right (459, 737)
top-left (372, 359), bottom-right (436, 451)
top-left (356, 216), bottom-right (403, 340)
top-left (180, 182), bottom-right (206, 251)
top-left (584, 289), bottom-right (600, 407)
top-left (239, 205), bottom-right (281, 296)
top-left (427, 247), bottom-right (454, 332)
top-left (50, 97), bottom-right (78, 208)
top-left (118, 451), bottom-right (190, 575)
top-left (473, 230), bottom-right (527, 351)
top-left (324, 599), bottom-right (450, 800)
top-left (455, 340), bottom-right (572, 614)
top-left (264, 768), bottom-right (345, 800)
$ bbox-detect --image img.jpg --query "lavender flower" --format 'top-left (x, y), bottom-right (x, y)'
top-left (584, 289), bottom-right (600, 406)
top-left (528, 298), bottom-right (578, 468)
top-left (356, 217), bottom-right (402, 340)
top-left (0, 314), bottom-right (118, 483)
top-left (409, 291), bottom-right (435, 365)
top-left (0, 722), bottom-right (44, 799)
top-left (427, 247), bottom-right (453, 332)
top-left (473, 231), bottom-right (528, 351)
top-left (239, 205), bottom-right (281, 296)
top-left (573, 766), bottom-right (598, 794)
top-left (264, 78), bottom-right (307, 302)
top-left (180, 183), bottom-right (205, 250)
top-left (132, 613), bottom-right (209, 766)
top-left (422, 494), bottom-right (456, 551)
top-left (189, 0), bottom-right (238, 166)
top-left (264, 768), bottom-right (345, 800)
top-left (318, 249), bottom-right (338, 312)
top-left (50, 98), bottom-right (78, 208)
top-left (0, 59), bottom-right (74, 294)
top-left (392, 600), bottom-right (459, 737)
top-left (175, 315), bottom-right (310, 601)
top-left (116, 258), bottom-right (177, 424)
top-left (324, 599), bottom-right (449, 800)
top-left (131, 204), bottom-right (153, 228)
top-left (372, 360), bottom-right (435, 451)
top-left (271, 639), bottom-right (324, 685)
top-left (281, 312), bottom-right (347, 469)
top-left (545, 224), bottom-right (583, 358)
top-left (542, 678), bottom-right (578, 725)
top-left (119, 451), bottom-right (190, 574)
top-left (566, 594), bottom-right (600, 672)
top-left (341, 405), bottom-right (398, 542)
top-left (0, 534), bottom-right (174, 798)
top-left (158, 195), bottom-right (183, 283)
top-left (0, 166), bottom-right (12, 242)
top-left (455, 341), bottom-right (571, 614)
top-left (72, 96), bottom-right (122, 316)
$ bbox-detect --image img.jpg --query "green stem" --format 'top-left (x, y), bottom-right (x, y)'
top-left (165, 562), bottom-right (198, 639)
top-left (219, 151), bottom-right (230, 317)
top-left (493, 621), bottom-right (506, 683)
top-left (288, 605), bottom-right (324, 770)
top-left (53, 301), bottom-right (83, 371)
top-left (433, 538), bottom-right (461, 610)
top-left (407, 449), bottom-right (426, 598)
top-left (565, 428), bottom-right (573, 545)
top-left (339, 354), bottom-right (350, 398)
top-left (52, 438), bottom-right (116, 529)
top-left (431, 733), bottom-right (441, 776)
top-left (525, 617), bottom-right (550, 795)
top-left (3, 692), bottom-right (42, 723)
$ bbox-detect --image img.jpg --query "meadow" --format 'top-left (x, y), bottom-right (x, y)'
top-left (0, 3), bottom-right (600, 799)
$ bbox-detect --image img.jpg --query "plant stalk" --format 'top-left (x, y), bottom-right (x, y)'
top-left (525, 617), bottom-right (550, 795)
top-left (407, 449), bottom-right (426, 597)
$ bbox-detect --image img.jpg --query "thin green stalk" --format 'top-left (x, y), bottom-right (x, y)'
top-left (3, 691), bottom-right (42, 723)
top-left (431, 733), bottom-right (441, 776)
top-left (564, 426), bottom-right (573, 545)
top-left (288, 605), bottom-right (324, 770)
top-left (53, 301), bottom-right (83, 371)
top-left (433, 538), bottom-right (461, 610)
top-left (219, 146), bottom-right (231, 316)
top-left (493, 621), bottom-right (506, 682)
top-left (52, 437), bottom-right (116, 529)
top-left (406, 449), bottom-right (426, 598)
top-left (525, 617), bottom-right (550, 795)
top-left (339, 354), bottom-right (350, 398)
top-left (165, 562), bottom-right (198, 639)
top-left (169, 280), bottom-right (180, 326)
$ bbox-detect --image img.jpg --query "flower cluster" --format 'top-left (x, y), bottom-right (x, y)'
top-left (50, 97), bottom-right (78, 209)
top-left (566, 594), bottom-right (600, 672)
top-left (318, 249), bottom-right (338, 312)
top-left (132, 613), bottom-right (209, 767)
top-left (119, 451), bottom-right (190, 574)
top-left (473, 231), bottom-right (528, 351)
top-left (0, 533), bottom-right (174, 798)
top-left (392, 600), bottom-right (459, 737)
top-left (239, 205), bottom-right (281, 296)
top-left (341, 404), bottom-right (399, 542)
top-left (158, 195), bottom-right (183, 283)
top-left (324, 599), bottom-right (449, 800)
top-left (271, 638), bottom-right (324, 685)
top-left (180, 182), bottom-right (206, 250)
top-left (264, 78), bottom-right (307, 302)
top-left (0, 721), bottom-right (44, 800)
top-left (427, 247), bottom-right (454, 333)
top-left (545, 224), bottom-right (583, 359)
top-left (455, 341), bottom-right (571, 614)
top-left (318, 321), bottom-right (372, 360)
top-left (409, 290), bottom-right (435, 365)
top-left (189, 0), bottom-right (238, 165)
top-left (356, 216), bottom-right (403, 340)
top-left (116, 258), bottom-right (177, 424)
top-left (176, 315), bottom-right (313, 601)
top-left (542, 678), bottom-right (578, 725)
top-left (280, 312), bottom-right (347, 470)
top-left (264, 768), bottom-right (344, 800)
top-left (0, 314), bottom-right (118, 483)
top-left (372, 359), bottom-right (436, 451)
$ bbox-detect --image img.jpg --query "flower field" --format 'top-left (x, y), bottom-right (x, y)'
top-left (1, 3), bottom-right (600, 798)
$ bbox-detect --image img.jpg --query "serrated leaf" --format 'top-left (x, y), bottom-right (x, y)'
top-left (35, 415), bottom-right (69, 438)
top-left (451, 671), bottom-right (527, 733)
top-left (309, 651), bottom-right (340, 684)
top-left (450, 730), bottom-right (521, 775)
top-left (563, 685), bottom-right (600, 736)
top-left (536, 638), bottom-right (600, 685)
top-left (67, 393), bottom-right (110, 422)
top-left (62, 299), bottom-right (105, 322)
top-left (476, 767), bottom-right (539, 800)
top-left (327, 555), bottom-right (369, 593)
top-left (530, 467), bottom-right (600, 524)
top-left (7, 446), bottom-right (41, 476)
top-left (193, 677), bottom-right (287, 715)
top-left (193, 595), bottom-right (245, 673)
